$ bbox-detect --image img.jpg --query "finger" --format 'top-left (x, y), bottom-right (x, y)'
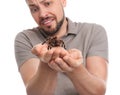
top-left (55, 57), bottom-right (73, 72)
top-left (31, 44), bottom-right (48, 63)
top-left (59, 48), bottom-right (69, 58)
top-left (48, 60), bottom-right (64, 72)
top-left (43, 49), bottom-right (54, 63)
top-left (63, 56), bottom-right (83, 68)
top-left (52, 47), bottom-right (63, 60)
top-left (68, 49), bottom-right (82, 59)
top-left (31, 44), bottom-right (43, 56)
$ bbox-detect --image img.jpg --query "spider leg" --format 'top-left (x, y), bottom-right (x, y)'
top-left (48, 45), bottom-right (52, 50)
top-left (42, 41), bottom-right (46, 45)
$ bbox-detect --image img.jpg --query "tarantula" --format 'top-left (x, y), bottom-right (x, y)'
top-left (42, 36), bottom-right (66, 50)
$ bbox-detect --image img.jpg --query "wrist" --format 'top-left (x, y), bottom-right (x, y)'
top-left (38, 61), bottom-right (58, 75)
top-left (65, 63), bottom-right (83, 77)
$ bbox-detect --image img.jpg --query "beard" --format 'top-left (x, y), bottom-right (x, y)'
top-left (39, 15), bottom-right (65, 36)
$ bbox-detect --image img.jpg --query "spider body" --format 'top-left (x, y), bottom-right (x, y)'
top-left (42, 36), bottom-right (66, 50)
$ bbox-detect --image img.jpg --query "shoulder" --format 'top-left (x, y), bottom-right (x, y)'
top-left (77, 22), bottom-right (107, 37)
top-left (15, 27), bottom-right (39, 39)
top-left (15, 27), bottom-right (43, 44)
top-left (67, 18), bottom-right (106, 35)
top-left (15, 27), bottom-right (41, 47)
top-left (76, 22), bottom-right (106, 34)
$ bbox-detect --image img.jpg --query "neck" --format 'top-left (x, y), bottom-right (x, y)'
top-left (55, 18), bottom-right (68, 38)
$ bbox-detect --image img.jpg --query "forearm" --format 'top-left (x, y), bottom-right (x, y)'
top-left (66, 64), bottom-right (106, 95)
top-left (26, 62), bottom-right (58, 95)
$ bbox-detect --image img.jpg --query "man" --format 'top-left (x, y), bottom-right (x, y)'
top-left (14, 0), bottom-right (108, 95)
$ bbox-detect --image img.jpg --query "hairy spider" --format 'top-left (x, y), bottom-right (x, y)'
top-left (42, 36), bottom-right (66, 50)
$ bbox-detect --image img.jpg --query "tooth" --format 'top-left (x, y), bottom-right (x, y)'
top-left (43, 20), bottom-right (51, 24)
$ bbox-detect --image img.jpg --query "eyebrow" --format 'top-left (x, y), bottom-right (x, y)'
top-left (28, 0), bottom-right (47, 6)
top-left (28, 3), bottom-right (37, 7)
top-left (39, 0), bottom-right (47, 4)
top-left (40, 0), bottom-right (45, 2)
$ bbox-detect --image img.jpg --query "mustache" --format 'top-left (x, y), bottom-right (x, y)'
top-left (41, 16), bottom-right (51, 20)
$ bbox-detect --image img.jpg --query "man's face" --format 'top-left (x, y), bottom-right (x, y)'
top-left (26, 0), bottom-right (66, 35)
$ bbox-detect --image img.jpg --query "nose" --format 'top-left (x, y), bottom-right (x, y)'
top-left (39, 7), bottom-right (48, 18)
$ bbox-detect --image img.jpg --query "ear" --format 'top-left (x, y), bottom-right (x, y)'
top-left (61, 0), bottom-right (67, 7)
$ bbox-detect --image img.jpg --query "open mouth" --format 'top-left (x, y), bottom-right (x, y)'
top-left (40, 17), bottom-right (55, 26)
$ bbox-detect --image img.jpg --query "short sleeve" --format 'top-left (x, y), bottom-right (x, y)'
top-left (14, 31), bottom-right (37, 69)
top-left (87, 24), bottom-right (109, 62)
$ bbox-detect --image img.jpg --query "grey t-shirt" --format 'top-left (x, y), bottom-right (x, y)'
top-left (14, 18), bottom-right (108, 95)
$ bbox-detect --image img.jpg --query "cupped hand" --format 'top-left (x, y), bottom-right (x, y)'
top-left (48, 48), bottom-right (83, 73)
top-left (31, 43), bottom-right (53, 63)
top-left (31, 43), bottom-right (83, 73)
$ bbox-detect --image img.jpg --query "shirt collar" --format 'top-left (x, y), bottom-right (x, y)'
top-left (67, 17), bottom-right (78, 35)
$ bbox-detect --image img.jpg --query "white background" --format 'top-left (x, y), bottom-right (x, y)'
top-left (0, 0), bottom-right (120, 95)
